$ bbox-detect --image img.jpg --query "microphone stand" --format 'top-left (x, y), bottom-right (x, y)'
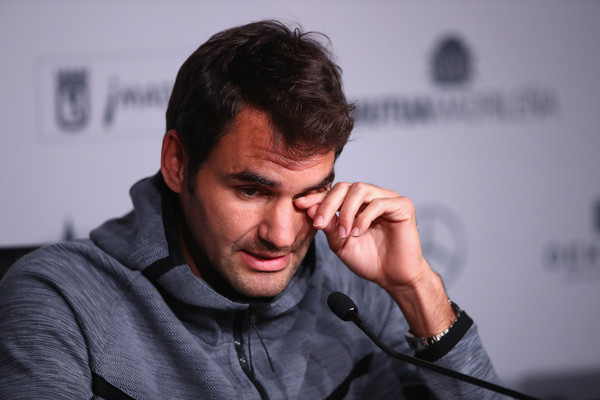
top-left (328, 292), bottom-right (540, 400)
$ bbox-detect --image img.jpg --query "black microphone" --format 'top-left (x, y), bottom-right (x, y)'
top-left (327, 292), bottom-right (540, 400)
top-left (327, 291), bottom-right (359, 321)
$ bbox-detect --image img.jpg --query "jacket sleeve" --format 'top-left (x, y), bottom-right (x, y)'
top-left (0, 259), bottom-right (93, 399)
top-left (357, 285), bottom-right (508, 399)
top-left (415, 321), bottom-right (510, 399)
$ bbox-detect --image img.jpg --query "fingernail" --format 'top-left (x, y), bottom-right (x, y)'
top-left (315, 215), bottom-right (324, 227)
top-left (338, 225), bottom-right (346, 238)
top-left (351, 226), bottom-right (359, 237)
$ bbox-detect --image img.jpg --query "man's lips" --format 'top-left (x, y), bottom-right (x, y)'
top-left (239, 250), bottom-right (291, 272)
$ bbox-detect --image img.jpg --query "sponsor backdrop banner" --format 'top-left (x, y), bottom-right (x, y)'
top-left (1, 1), bottom-right (599, 398)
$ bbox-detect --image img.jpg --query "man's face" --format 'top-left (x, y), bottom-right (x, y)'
top-left (178, 108), bottom-right (336, 298)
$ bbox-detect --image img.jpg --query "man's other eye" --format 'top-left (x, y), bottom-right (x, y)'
top-left (316, 185), bottom-right (331, 194)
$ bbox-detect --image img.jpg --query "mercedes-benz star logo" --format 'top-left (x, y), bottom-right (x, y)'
top-left (417, 203), bottom-right (468, 287)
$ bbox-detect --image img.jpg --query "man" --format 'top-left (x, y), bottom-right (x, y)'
top-left (0, 21), bottom-right (503, 399)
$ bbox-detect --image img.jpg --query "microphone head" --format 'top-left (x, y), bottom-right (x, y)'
top-left (327, 291), bottom-right (359, 321)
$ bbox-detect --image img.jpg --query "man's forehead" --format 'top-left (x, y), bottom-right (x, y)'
top-left (216, 108), bottom-right (333, 166)
top-left (232, 145), bottom-right (336, 182)
top-left (255, 145), bottom-right (335, 171)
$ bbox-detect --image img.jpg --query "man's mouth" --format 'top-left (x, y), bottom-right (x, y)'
top-left (240, 250), bottom-right (291, 272)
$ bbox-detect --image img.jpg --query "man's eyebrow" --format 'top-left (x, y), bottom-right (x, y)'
top-left (302, 171), bottom-right (335, 193)
top-left (230, 170), bottom-right (280, 187)
top-left (292, 170), bottom-right (336, 200)
top-left (228, 169), bottom-right (335, 193)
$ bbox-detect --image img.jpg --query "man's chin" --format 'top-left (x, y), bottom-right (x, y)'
top-left (232, 272), bottom-right (295, 300)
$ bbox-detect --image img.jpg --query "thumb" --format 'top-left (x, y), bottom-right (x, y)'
top-left (306, 204), bottom-right (341, 240)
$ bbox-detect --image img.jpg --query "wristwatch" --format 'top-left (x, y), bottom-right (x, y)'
top-left (405, 301), bottom-right (462, 352)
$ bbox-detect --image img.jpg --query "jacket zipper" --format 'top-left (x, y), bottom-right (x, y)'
top-left (234, 310), bottom-right (270, 400)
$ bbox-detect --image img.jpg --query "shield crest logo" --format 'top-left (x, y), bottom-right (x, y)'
top-left (431, 36), bottom-right (472, 86)
top-left (55, 69), bottom-right (90, 132)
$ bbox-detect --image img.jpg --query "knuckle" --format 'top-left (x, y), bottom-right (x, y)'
top-left (350, 182), bottom-right (369, 194)
top-left (398, 197), bottom-right (416, 215)
top-left (401, 196), bottom-right (415, 209)
top-left (332, 181), bottom-right (350, 190)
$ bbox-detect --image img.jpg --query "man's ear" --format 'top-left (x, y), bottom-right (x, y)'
top-left (161, 129), bottom-right (187, 194)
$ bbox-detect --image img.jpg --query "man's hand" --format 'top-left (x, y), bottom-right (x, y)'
top-left (295, 182), bottom-right (427, 290)
top-left (295, 182), bottom-right (455, 337)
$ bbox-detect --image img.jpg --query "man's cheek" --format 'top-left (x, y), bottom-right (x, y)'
top-left (296, 222), bottom-right (318, 247)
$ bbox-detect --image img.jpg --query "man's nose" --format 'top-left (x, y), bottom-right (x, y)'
top-left (257, 199), bottom-right (301, 249)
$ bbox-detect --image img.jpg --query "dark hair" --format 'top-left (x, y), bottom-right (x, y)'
top-left (165, 20), bottom-right (354, 178)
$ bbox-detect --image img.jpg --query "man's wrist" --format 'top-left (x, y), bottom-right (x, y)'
top-left (408, 306), bottom-right (474, 362)
top-left (405, 300), bottom-right (461, 352)
top-left (385, 267), bottom-right (456, 337)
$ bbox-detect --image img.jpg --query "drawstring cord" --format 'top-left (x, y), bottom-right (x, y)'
top-left (248, 314), bottom-right (275, 378)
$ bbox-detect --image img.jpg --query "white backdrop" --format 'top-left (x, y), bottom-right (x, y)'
top-left (1, 1), bottom-right (599, 398)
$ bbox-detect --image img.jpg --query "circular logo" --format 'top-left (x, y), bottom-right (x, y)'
top-left (417, 203), bottom-right (468, 286)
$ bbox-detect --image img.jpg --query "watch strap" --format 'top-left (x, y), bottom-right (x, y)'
top-left (405, 301), bottom-right (474, 362)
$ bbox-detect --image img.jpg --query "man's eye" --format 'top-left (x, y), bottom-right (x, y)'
top-left (238, 187), bottom-right (261, 198)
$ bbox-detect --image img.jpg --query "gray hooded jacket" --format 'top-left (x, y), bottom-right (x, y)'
top-left (0, 174), bottom-right (504, 399)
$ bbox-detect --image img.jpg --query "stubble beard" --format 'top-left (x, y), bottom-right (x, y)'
top-left (212, 231), bottom-right (316, 299)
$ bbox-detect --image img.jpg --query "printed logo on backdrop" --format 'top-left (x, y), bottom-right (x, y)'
top-left (431, 36), bottom-right (471, 86)
top-left (55, 69), bottom-right (91, 132)
top-left (36, 52), bottom-right (181, 141)
top-left (354, 33), bottom-right (560, 126)
top-left (417, 203), bottom-right (468, 286)
top-left (543, 197), bottom-right (600, 281)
